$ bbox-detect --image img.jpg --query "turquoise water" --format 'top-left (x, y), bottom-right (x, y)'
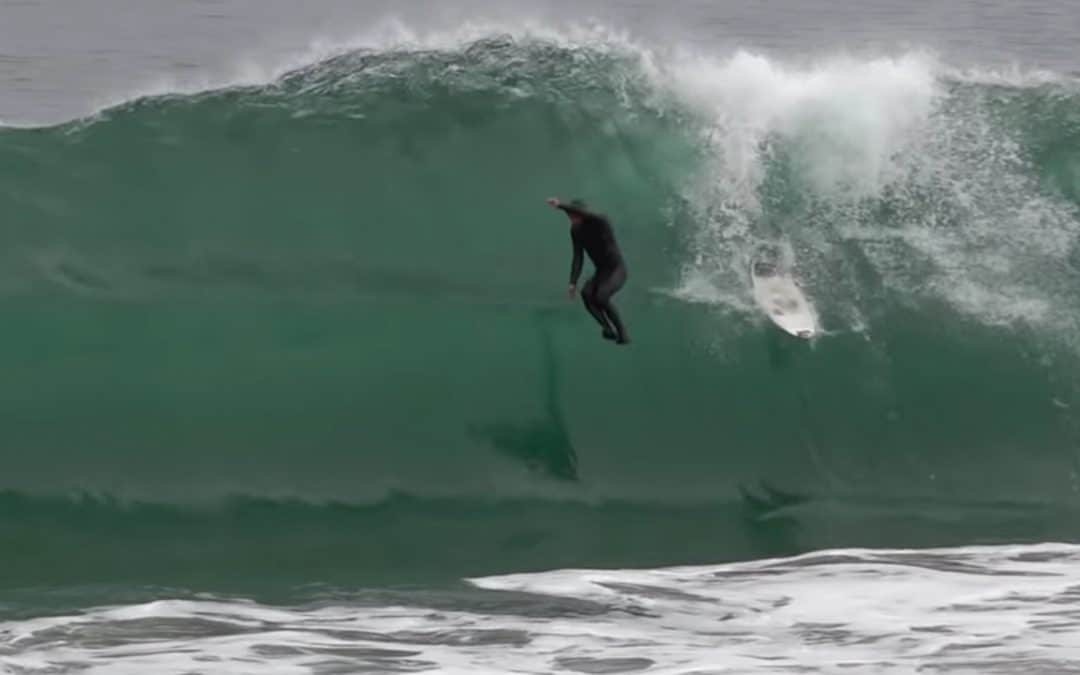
top-left (2, 37), bottom-right (1080, 596)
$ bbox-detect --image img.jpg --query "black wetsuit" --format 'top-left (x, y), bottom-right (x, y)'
top-left (562, 205), bottom-right (629, 344)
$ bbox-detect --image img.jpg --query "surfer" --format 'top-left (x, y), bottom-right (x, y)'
top-left (546, 197), bottom-right (630, 345)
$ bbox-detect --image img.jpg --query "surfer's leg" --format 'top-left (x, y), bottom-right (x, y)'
top-left (580, 276), bottom-right (614, 336)
top-left (595, 266), bottom-right (629, 344)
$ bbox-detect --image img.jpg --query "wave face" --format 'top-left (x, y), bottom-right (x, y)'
top-left (3, 30), bottom-right (1080, 590)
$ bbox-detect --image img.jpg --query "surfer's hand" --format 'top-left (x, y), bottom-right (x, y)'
top-left (546, 197), bottom-right (561, 208)
top-left (567, 284), bottom-right (576, 300)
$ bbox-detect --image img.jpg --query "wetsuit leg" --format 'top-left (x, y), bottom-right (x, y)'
top-left (581, 275), bottom-right (615, 335)
top-left (593, 266), bottom-right (628, 343)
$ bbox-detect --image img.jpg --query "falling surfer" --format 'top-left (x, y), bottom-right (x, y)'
top-left (546, 197), bottom-right (630, 345)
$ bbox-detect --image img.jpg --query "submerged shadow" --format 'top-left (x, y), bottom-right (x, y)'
top-left (739, 480), bottom-right (812, 515)
top-left (737, 480), bottom-right (812, 558)
top-left (468, 310), bottom-right (579, 481)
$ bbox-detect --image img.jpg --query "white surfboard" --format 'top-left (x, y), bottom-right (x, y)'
top-left (750, 260), bottom-right (818, 339)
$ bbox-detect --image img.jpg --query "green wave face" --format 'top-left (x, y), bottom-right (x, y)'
top-left (2, 36), bottom-right (1080, 591)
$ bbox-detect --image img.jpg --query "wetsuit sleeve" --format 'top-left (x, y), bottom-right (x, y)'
top-left (570, 229), bottom-right (584, 286)
top-left (557, 204), bottom-right (592, 219)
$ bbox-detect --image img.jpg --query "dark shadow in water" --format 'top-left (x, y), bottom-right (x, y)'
top-left (738, 480), bottom-right (812, 558)
top-left (468, 310), bottom-right (579, 481)
top-left (739, 480), bottom-right (811, 515)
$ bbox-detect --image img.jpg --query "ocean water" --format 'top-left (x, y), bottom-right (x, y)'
top-left (2, 1), bottom-right (1080, 672)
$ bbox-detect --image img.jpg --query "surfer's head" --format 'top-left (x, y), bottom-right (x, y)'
top-left (565, 198), bottom-right (587, 224)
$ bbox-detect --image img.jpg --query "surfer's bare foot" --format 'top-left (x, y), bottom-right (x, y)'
top-left (602, 329), bottom-right (617, 341)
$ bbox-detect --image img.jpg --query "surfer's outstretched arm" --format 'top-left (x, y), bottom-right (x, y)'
top-left (547, 196), bottom-right (596, 220)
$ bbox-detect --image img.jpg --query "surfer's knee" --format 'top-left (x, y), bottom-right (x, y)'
top-left (595, 269), bottom-right (625, 303)
top-left (581, 283), bottom-right (597, 305)
top-left (595, 281), bottom-right (616, 305)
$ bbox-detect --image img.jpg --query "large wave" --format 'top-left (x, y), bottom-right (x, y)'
top-left (2, 25), bottom-right (1080, 587)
